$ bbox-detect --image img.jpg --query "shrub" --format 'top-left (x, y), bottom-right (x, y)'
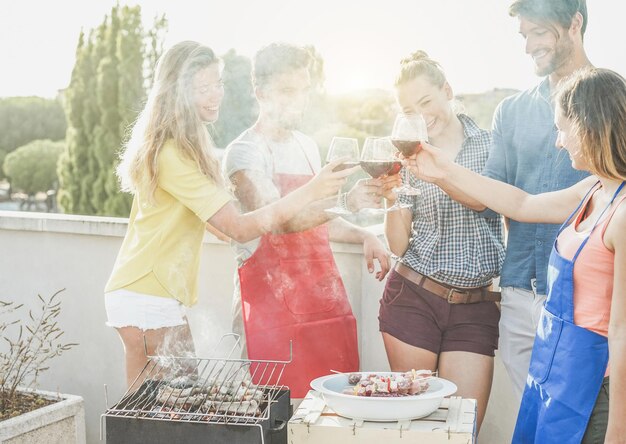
top-left (0, 290), bottom-right (77, 421)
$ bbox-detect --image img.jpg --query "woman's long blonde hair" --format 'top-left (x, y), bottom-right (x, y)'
top-left (117, 41), bottom-right (223, 201)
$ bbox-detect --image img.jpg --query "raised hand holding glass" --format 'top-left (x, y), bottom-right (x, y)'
top-left (391, 113), bottom-right (428, 196)
top-left (360, 137), bottom-right (410, 213)
top-left (324, 137), bottom-right (360, 215)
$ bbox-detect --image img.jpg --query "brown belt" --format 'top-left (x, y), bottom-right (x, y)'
top-left (394, 263), bottom-right (501, 304)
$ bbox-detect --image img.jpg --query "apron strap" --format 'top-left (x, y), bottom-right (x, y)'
top-left (571, 181), bottom-right (626, 263)
top-left (292, 132), bottom-right (317, 175)
top-left (558, 180), bottom-right (601, 236)
top-left (264, 131), bottom-right (316, 177)
top-left (601, 193), bottom-right (626, 238)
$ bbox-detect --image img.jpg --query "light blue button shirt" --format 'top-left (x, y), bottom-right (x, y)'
top-left (482, 78), bottom-right (589, 295)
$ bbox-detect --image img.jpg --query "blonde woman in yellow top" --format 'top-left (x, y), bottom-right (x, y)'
top-left (104, 41), bottom-right (353, 389)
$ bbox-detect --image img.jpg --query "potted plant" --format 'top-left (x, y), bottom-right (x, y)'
top-left (0, 289), bottom-right (85, 444)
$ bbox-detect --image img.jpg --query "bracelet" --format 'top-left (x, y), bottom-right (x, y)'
top-left (339, 192), bottom-right (352, 213)
top-left (384, 198), bottom-right (396, 209)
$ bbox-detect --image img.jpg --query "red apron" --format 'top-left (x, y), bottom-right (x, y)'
top-left (238, 172), bottom-right (359, 398)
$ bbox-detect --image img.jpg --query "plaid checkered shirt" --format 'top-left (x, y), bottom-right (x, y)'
top-left (398, 114), bottom-right (505, 288)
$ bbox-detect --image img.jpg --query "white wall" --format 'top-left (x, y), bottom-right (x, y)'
top-left (0, 211), bottom-right (516, 443)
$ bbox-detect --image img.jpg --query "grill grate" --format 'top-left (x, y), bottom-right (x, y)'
top-left (102, 334), bottom-right (292, 444)
top-left (104, 389), bottom-right (291, 444)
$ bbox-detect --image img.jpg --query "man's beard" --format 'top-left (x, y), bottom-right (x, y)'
top-left (278, 113), bottom-right (304, 131)
top-left (536, 36), bottom-right (574, 77)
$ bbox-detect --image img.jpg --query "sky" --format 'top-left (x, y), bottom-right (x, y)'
top-left (1, 0), bottom-right (624, 98)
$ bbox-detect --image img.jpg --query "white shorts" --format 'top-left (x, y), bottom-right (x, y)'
top-left (104, 289), bottom-right (187, 331)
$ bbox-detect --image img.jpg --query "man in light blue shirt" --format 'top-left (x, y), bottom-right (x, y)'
top-left (432, 0), bottom-right (591, 399)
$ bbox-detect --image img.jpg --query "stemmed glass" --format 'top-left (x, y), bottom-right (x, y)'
top-left (360, 137), bottom-right (410, 213)
top-left (391, 113), bottom-right (428, 196)
top-left (324, 137), bottom-right (360, 215)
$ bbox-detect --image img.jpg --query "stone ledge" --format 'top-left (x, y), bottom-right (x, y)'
top-left (0, 211), bottom-right (375, 254)
top-left (0, 211), bottom-right (127, 238)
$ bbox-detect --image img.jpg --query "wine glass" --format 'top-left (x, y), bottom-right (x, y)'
top-left (324, 137), bottom-right (360, 215)
top-left (360, 137), bottom-right (410, 213)
top-left (391, 113), bottom-right (428, 196)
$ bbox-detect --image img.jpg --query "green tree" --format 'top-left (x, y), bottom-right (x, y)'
top-left (0, 151), bottom-right (7, 181)
top-left (91, 6), bottom-right (121, 214)
top-left (3, 140), bottom-right (64, 195)
top-left (145, 13), bottom-right (168, 91)
top-left (104, 5), bottom-right (146, 216)
top-left (58, 6), bottom-right (167, 216)
top-left (211, 49), bottom-right (258, 148)
top-left (0, 97), bottom-right (66, 180)
top-left (57, 29), bottom-right (99, 215)
top-left (357, 95), bottom-right (396, 136)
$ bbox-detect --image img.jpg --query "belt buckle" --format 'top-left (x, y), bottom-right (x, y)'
top-left (447, 288), bottom-right (471, 304)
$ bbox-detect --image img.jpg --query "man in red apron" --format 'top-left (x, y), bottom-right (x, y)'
top-left (222, 43), bottom-right (391, 398)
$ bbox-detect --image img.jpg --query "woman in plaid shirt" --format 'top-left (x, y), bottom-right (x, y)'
top-left (380, 51), bottom-right (505, 431)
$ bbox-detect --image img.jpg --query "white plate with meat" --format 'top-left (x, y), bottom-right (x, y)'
top-left (310, 370), bottom-right (457, 421)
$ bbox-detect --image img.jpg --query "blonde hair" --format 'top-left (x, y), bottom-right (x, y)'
top-left (395, 50), bottom-right (447, 88)
top-left (117, 41), bottom-right (223, 201)
top-left (394, 50), bottom-right (464, 114)
top-left (556, 67), bottom-right (626, 180)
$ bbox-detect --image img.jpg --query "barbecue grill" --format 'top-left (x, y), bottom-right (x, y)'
top-left (102, 335), bottom-right (291, 444)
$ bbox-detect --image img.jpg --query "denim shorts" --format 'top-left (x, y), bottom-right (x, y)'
top-left (104, 289), bottom-right (187, 330)
top-left (378, 269), bottom-right (500, 357)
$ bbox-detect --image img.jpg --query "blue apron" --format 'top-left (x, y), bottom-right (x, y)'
top-left (513, 180), bottom-right (625, 444)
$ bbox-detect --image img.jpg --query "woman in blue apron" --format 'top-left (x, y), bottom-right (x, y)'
top-left (401, 67), bottom-right (626, 442)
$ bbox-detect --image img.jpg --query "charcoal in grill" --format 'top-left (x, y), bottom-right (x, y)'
top-left (103, 341), bottom-right (291, 444)
top-left (168, 375), bottom-right (198, 389)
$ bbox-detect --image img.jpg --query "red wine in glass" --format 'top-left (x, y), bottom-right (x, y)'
top-left (360, 160), bottom-right (402, 178)
top-left (332, 160), bottom-right (361, 172)
top-left (324, 137), bottom-right (360, 215)
top-left (391, 139), bottom-right (421, 157)
top-left (359, 137), bottom-right (409, 213)
top-left (390, 114), bottom-right (427, 197)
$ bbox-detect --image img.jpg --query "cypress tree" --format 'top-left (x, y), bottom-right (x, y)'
top-left (58, 6), bottom-right (167, 216)
top-left (103, 5), bottom-right (144, 216)
top-left (91, 6), bottom-right (121, 214)
top-left (145, 14), bottom-right (168, 91)
top-left (58, 30), bottom-right (98, 214)
top-left (81, 21), bottom-right (108, 214)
